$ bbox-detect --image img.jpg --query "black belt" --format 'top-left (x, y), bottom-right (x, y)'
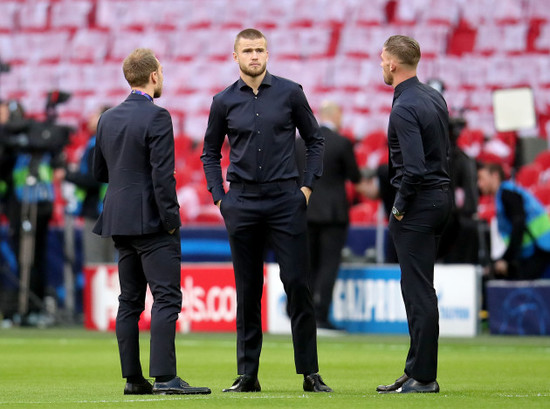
top-left (420, 183), bottom-right (450, 191)
top-left (230, 179), bottom-right (298, 192)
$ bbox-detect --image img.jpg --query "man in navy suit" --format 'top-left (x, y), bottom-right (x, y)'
top-left (93, 48), bottom-right (210, 396)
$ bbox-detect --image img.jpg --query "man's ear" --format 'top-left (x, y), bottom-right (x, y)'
top-left (151, 70), bottom-right (158, 84)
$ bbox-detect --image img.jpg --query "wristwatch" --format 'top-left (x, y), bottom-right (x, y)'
top-left (392, 206), bottom-right (404, 217)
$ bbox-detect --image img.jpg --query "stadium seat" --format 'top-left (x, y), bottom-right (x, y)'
top-left (514, 163), bottom-right (542, 189)
top-left (447, 19), bottom-right (477, 55)
top-left (532, 184), bottom-right (550, 210)
top-left (533, 150), bottom-right (550, 169)
top-left (349, 200), bottom-right (379, 225)
top-left (0, 2), bottom-right (19, 31)
top-left (50, 0), bottom-right (93, 29)
top-left (477, 194), bottom-right (496, 223)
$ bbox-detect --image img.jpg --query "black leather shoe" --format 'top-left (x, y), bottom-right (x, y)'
top-left (124, 379), bottom-right (153, 395)
top-left (398, 378), bottom-right (439, 393)
top-left (152, 376), bottom-right (211, 395)
top-left (222, 375), bottom-right (261, 392)
top-left (303, 373), bottom-right (333, 392)
top-left (376, 373), bottom-right (409, 393)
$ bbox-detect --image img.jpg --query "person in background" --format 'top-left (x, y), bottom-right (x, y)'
top-left (64, 106), bottom-right (115, 264)
top-left (296, 100), bottom-right (368, 330)
top-left (201, 28), bottom-right (332, 393)
top-left (93, 48), bottom-right (210, 396)
top-left (376, 35), bottom-right (452, 394)
top-left (362, 163), bottom-right (398, 263)
top-left (477, 162), bottom-right (550, 280)
top-left (437, 116), bottom-right (480, 263)
top-left (1, 100), bottom-right (65, 326)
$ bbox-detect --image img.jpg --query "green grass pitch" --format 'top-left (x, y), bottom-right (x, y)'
top-left (0, 329), bottom-right (548, 408)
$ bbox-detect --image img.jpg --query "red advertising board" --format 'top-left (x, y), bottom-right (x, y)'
top-left (83, 263), bottom-right (268, 332)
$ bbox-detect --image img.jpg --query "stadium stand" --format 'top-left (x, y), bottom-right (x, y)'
top-left (0, 0), bottom-right (549, 227)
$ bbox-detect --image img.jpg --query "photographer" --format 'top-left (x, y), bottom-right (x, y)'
top-left (0, 99), bottom-right (68, 326)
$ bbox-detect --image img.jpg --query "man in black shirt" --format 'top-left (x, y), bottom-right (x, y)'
top-left (201, 28), bottom-right (332, 393)
top-left (376, 35), bottom-right (452, 394)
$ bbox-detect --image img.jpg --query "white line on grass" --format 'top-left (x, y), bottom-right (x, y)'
top-left (0, 394), bottom-right (321, 405)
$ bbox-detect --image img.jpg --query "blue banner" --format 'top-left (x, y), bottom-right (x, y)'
top-left (486, 280), bottom-right (550, 335)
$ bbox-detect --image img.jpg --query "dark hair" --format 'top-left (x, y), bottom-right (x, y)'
top-left (122, 48), bottom-right (159, 87)
top-left (383, 35), bottom-right (421, 68)
top-left (234, 28), bottom-right (267, 51)
top-left (480, 162), bottom-right (506, 181)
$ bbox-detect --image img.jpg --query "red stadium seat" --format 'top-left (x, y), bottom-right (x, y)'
top-left (478, 194), bottom-right (496, 223)
top-left (534, 150), bottom-right (550, 170)
top-left (532, 184), bottom-right (550, 208)
top-left (457, 128), bottom-right (485, 158)
top-left (349, 200), bottom-right (379, 225)
top-left (515, 163), bottom-right (542, 189)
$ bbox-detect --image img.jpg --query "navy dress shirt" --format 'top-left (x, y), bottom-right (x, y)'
top-left (201, 71), bottom-right (324, 203)
top-left (388, 76), bottom-right (451, 213)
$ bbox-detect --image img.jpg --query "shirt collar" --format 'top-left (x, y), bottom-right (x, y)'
top-left (131, 89), bottom-right (154, 102)
top-left (237, 71), bottom-right (273, 91)
top-left (393, 76), bottom-right (420, 100)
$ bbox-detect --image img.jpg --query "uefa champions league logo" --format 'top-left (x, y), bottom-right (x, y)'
top-left (498, 288), bottom-right (550, 335)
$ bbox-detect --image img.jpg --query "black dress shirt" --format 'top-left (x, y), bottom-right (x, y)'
top-left (201, 71), bottom-right (323, 203)
top-left (388, 76), bottom-right (451, 213)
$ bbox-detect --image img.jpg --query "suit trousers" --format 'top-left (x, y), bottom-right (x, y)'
top-left (307, 222), bottom-right (348, 323)
top-left (112, 230), bottom-right (182, 378)
top-left (221, 180), bottom-right (319, 377)
top-left (389, 187), bottom-right (452, 383)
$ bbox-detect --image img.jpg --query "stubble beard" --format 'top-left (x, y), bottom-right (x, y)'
top-left (153, 84), bottom-right (162, 98)
top-left (383, 70), bottom-right (393, 86)
top-left (241, 62), bottom-right (267, 78)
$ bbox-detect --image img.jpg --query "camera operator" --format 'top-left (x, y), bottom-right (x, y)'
top-left (0, 99), bottom-right (68, 326)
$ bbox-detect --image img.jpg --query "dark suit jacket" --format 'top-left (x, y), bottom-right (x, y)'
top-left (296, 125), bottom-right (361, 224)
top-left (92, 93), bottom-right (180, 237)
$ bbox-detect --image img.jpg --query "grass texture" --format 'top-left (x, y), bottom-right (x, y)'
top-left (0, 329), bottom-right (548, 408)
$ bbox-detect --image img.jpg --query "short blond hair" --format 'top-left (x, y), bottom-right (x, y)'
top-left (234, 28), bottom-right (267, 51)
top-left (122, 48), bottom-right (159, 87)
top-left (383, 35), bottom-right (421, 68)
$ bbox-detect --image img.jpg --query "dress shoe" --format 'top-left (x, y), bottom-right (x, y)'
top-left (124, 379), bottom-right (153, 395)
top-left (378, 376), bottom-right (439, 394)
top-left (303, 373), bottom-right (333, 392)
top-left (152, 376), bottom-right (211, 395)
top-left (376, 373), bottom-right (409, 393)
top-left (398, 378), bottom-right (439, 393)
top-left (222, 375), bottom-right (261, 392)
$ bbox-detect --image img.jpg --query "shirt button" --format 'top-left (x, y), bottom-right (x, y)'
top-left (259, 166), bottom-right (262, 169)
top-left (257, 130), bottom-right (260, 134)
top-left (256, 113), bottom-right (259, 116)
top-left (258, 148), bottom-right (262, 152)
top-left (254, 96), bottom-right (258, 99)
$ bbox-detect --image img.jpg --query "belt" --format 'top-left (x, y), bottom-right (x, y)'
top-left (420, 183), bottom-right (450, 191)
top-left (230, 179), bottom-right (298, 192)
